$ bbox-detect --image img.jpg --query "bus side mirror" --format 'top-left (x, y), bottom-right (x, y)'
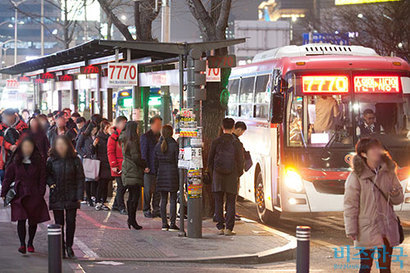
top-left (271, 93), bottom-right (284, 124)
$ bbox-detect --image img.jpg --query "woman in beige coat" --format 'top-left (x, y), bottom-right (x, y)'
top-left (344, 138), bottom-right (404, 273)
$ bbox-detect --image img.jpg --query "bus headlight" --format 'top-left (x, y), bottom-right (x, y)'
top-left (284, 168), bottom-right (304, 193)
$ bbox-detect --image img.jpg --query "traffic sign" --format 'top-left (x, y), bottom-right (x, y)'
top-left (207, 55), bottom-right (236, 68)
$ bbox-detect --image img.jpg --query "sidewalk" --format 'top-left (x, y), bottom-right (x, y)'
top-left (0, 201), bottom-right (295, 272)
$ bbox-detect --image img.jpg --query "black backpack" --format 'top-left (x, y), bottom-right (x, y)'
top-left (214, 137), bottom-right (236, 175)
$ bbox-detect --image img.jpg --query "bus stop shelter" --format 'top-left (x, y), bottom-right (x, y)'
top-left (0, 38), bottom-right (245, 128)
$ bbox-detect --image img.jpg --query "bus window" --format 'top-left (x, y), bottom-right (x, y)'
top-left (239, 77), bottom-right (255, 118)
top-left (228, 79), bottom-right (239, 116)
top-left (254, 75), bottom-right (270, 119)
top-left (287, 94), bottom-right (304, 146)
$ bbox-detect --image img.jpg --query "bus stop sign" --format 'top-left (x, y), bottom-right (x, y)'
top-left (207, 55), bottom-right (236, 68)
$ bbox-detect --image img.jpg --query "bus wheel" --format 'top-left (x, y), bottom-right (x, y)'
top-left (255, 172), bottom-right (280, 224)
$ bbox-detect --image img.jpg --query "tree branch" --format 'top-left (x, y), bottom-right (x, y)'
top-left (97, 0), bottom-right (134, 40)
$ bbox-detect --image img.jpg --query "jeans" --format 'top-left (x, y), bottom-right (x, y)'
top-left (96, 178), bottom-right (110, 203)
top-left (160, 191), bottom-right (177, 226)
top-left (127, 184), bottom-right (142, 224)
top-left (113, 177), bottom-right (127, 210)
top-left (53, 209), bottom-right (77, 248)
top-left (213, 191), bottom-right (236, 231)
top-left (143, 174), bottom-right (160, 214)
top-left (17, 220), bottom-right (37, 247)
top-left (359, 238), bottom-right (393, 273)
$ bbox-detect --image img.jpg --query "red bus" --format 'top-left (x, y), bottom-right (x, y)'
top-left (228, 44), bottom-right (410, 222)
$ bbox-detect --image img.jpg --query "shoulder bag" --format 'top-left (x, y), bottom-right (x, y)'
top-left (368, 178), bottom-right (404, 244)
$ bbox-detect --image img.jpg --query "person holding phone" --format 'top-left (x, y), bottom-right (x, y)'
top-left (344, 137), bottom-right (404, 273)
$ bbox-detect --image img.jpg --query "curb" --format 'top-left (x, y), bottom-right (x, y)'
top-left (77, 218), bottom-right (297, 264)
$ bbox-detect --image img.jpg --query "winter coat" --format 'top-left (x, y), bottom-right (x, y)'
top-left (0, 118), bottom-right (27, 170)
top-left (46, 156), bottom-right (85, 210)
top-left (47, 126), bottom-right (77, 148)
top-left (154, 137), bottom-right (179, 193)
top-left (1, 160), bottom-right (50, 224)
top-left (76, 133), bottom-right (96, 159)
top-left (107, 128), bottom-right (123, 177)
top-left (29, 131), bottom-right (50, 160)
top-left (140, 129), bottom-right (160, 175)
top-left (344, 154), bottom-right (404, 249)
top-left (208, 133), bottom-right (244, 194)
top-left (120, 132), bottom-right (146, 187)
top-left (94, 131), bottom-right (111, 179)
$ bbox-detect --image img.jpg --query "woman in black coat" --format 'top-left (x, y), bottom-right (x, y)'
top-left (76, 121), bottom-right (98, 207)
top-left (47, 135), bottom-right (84, 259)
top-left (1, 137), bottom-right (50, 254)
top-left (154, 125), bottom-right (179, 231)
top-left (93, 120), bottom-right (112, 211)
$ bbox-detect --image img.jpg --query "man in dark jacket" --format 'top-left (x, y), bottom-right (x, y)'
top-left (47, 113), bottom-right (77, 147)
top-left (62, 108), bottom-right (77, 130)
top-left (108, 116), bottom-right (128, 214)
top-left (140, 115), bottom-right (162, 218)
top-left (208, 118), bottom-right (244, 236)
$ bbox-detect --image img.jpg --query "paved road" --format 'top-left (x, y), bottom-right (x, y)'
top-left (236, 199), bottom-right (410, 272)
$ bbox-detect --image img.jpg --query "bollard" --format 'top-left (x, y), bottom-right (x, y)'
top-left (296, 226), bottom-right (311, 273)
top-left (48, 224), bottom-right (62, 273)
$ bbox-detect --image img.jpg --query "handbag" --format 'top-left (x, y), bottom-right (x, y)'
top-left (83, 158), bottom-right (101, 180)
top-left (244, 150), bottom-right (253, 172)
top-left (4, 182), bottom-right (16, 206)
top-left (368, 178), bottom-right (404, 244)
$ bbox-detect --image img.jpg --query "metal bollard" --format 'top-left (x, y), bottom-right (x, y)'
top-left (296, 226), bottom-right (311, 273)
top-left (48, 224), bottom-right (62, 273)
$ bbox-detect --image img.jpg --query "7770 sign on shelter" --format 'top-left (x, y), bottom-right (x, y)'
top-left (108, 63), bottom-right (138, 87)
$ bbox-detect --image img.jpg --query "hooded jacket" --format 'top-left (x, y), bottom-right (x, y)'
top-left (120, 132), bottom-right (146, 187)
top-left (344, 154), bottom-right (404, 249)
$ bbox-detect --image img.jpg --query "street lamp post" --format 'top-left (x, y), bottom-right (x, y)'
top-left (11, 0), bottom-right (27, 64)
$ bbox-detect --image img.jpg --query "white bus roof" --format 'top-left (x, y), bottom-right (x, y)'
top-left (252, 44), bottom-right (378, 63)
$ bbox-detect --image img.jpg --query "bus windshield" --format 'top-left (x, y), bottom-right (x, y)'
top-left (286, 78), bottom-right (410, 148)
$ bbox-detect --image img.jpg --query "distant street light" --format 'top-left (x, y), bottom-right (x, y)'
top-left (121, 15), bottom-right (127, 20)
top-left (357, 13), bottom-right (363, 18)
top-left (398, 42), bottom-right (403, 49)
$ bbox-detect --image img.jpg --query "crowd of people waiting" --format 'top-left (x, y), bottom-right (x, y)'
top-left (0, 108), bottom-right (183, 258)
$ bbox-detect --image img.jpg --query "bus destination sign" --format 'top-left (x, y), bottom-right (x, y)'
top-left (302, 76), bottom-right (349, 94)
top-left (354, 76), bottom-right (400, 93)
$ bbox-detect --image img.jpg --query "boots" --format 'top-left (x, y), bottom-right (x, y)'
top-left (127, 201), bottom-right (142, 230)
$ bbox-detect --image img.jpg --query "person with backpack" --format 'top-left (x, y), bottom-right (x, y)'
top-left (0, 108), bottom-right (28, 184)
top-left (208, 118), bottom-right (244, 236)
top-left (154, 125), bottom-right (179, 231)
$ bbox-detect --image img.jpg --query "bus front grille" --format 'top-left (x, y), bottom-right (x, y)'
top-left (312, 180), bottom-right (345, 195)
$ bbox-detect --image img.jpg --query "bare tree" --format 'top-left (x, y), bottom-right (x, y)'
top-left (186, 0), bottom-right (232, 217)
top-left (323, 1), bottom-right (409, 61)
top-left (98, 0), bottom-right (160, 41)
top-left (11, 0), bottom-right (84, 49)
